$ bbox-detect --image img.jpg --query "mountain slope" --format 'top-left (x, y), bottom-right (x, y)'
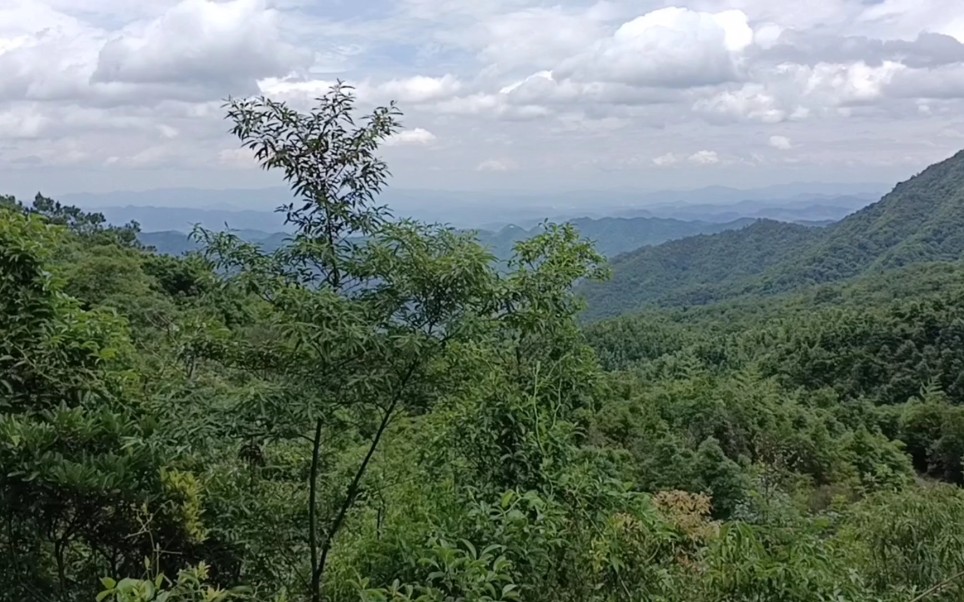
top-left (761, 150), bottom-right (964, 290)
top-left (480, 216), bottom-right (754, 259)
top-left (580, 220), bottom-right (823, 320)
top-left (581, 150), bottom-right (964, 321)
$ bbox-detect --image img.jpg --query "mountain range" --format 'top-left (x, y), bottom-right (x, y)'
top-left (138, 216), bottom-right (761, 260)
top-left (64, 184), bottom-right (881, 231)
top-left (579, 150), bottom-right (964, 321)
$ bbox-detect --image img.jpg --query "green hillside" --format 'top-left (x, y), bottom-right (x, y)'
top-left (764, 149), bottom-right (964, 288)
top-left (580, 219), bottom-right (823, 320)
top-left (581, 150), bottom-right (964, 321)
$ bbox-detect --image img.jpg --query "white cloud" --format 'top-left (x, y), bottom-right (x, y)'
top-left (475, 8), bottom-right (608, 75)
top-left (256, 77), bottom-right (337, 108)
top-left (556, 8), bottom-right (753, 88)
top-left (688, 150), bottom-right (721, 165)
top-left (476, 158), bottom-right (517, 172)
top-left (692, 59), bottom-right (905, 124)
top-left (436, 91), bottom-right (550, 120)
top-left (0, 105), bottom-right (48, 139)
top-left (374, 75), bottom-right (461, 103)
top-left (653, 153), bottom-right (682, 167)
top-left (693, 84), bottom-right (789, 123)
top-left (652, 150), bottom-right (722, 166)
top-left (499, 70), bottom-right (553, 95)
top-left (385, 127), bottom-right (438, 146)
top-left (769, 135), bottom-right (792, 150)
top-left (92, 0), bottom-right (306, 95)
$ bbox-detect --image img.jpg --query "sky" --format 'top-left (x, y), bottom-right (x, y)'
top-left (2, 0), bottom-right (964, 197)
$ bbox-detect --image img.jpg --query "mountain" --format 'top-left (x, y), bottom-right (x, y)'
top-left (64, 183), bottom-right (882, 231)
top-left (579, 220), bottom-right (824, 319)
top-left (138, 215), bottom-right (757, 260)
top-left (761, 150), bottom-right (964, 289)
top-left (139, 229), bottom-right (290, 256)
top-left (618, 194), bottom-right (875, 223)
top-left (580, 149), bottom-right (964, 320)
top-left (478, 216), bottom-right (755, 259)
top-left (102, 206), bottom-right (292, 233)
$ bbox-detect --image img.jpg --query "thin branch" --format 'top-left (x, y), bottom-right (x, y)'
top-left (908, 569), bottom-right (964, 602)
top-left (308, 417), bottom-right (324, 602)
top-left (309, 360), bottom-right (420, 600)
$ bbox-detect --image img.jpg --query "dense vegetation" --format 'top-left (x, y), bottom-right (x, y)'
top-left (579, 220), bottom-right (822, 319)
top-left (5, 86), bottom-right (964, 602)
top-left (580, 151), bottom-right (964, 320)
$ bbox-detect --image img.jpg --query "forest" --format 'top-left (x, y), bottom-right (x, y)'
top-left (5, 85), bottom-right (964, 602)
top-left (579, 149), bottom-right (964, 321)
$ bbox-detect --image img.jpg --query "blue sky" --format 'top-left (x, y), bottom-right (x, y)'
top-left (1, 0), bottom-right (964, 197)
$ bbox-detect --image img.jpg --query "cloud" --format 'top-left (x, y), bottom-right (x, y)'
top-left (107, 147), bottom-right (165, 167)
top-left (217, 147), bottom-right (258, 169)
top-left (653, 153), bottom-right (681, 167)
top-left (760, 31), bottom-right (964, 69)
top-left (693, 84), bottom-right (791, 123)
top-left (385, 127), bottom-right (438, 146)
top-left (769, 135), bottom-right (792, 150)
top-left (886, 64), bottom-right (964, 99)
top-left (256, 77), bottom-right (337, 108)
top-left (692, 59), bottom-right (904, 123)
top-left (556, 8), bottom-right (753, 88)
top-left (474, 7), bottom-right (608, 75)
top-left (0, 105), bottom-right (48, 139)
top-left (3, 0), bottom-right (964, 192)
top-left (374, 75), bottom-right (461, 103)
top-left (92, 0), bottom-right (306, 96)
top-left (652, 150), bottom-right (722, 166)
top-left (476, 158), bottom-right (517, 172)
top-left (688, 150), bottom-right (720, 165)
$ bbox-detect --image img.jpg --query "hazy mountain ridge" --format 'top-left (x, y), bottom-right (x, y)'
top-left (138, 215), bottom-right (760, 260)
top-left (64, 183), bottom-right (881, 231)
top-left (580, 149), bottom-right (964, 320)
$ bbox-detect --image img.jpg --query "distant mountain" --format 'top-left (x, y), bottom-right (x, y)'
top-left (64, 182), bottom-right (883, 231)
top-left (580, 149), bottom-right (964, 321)
top-left (138, 215), bottom-right (758, 260)
top-left (102, 206), bottom-right (291, 233)
top-left (479, 217), bottom-right (756, 259)
top-left (139, 230), bottom-right (290, 256)
top-left (619, 194), bottom-right (875, 223)
top-left (61, 187), bottom-right (293, 211)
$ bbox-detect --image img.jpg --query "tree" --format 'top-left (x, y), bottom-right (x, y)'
top-left (0, 208), bottom-right (201, 601)
top-left (200, 83), bottom-right (511, 602)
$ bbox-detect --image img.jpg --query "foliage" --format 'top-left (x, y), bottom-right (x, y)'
top-left (5, 93), bottom-right (964, 602)
top-left (97, 563), bottom-right (250, 602)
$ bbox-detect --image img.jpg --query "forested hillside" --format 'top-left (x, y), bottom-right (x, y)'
top-left (484, 216), bottom-right (756, 258)
top-left (580, 220), bottom-right (823, 319)
top-left (580, 151), bottom-right (964, 320)
top-left (5, 86), bottom-right (964, 602)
